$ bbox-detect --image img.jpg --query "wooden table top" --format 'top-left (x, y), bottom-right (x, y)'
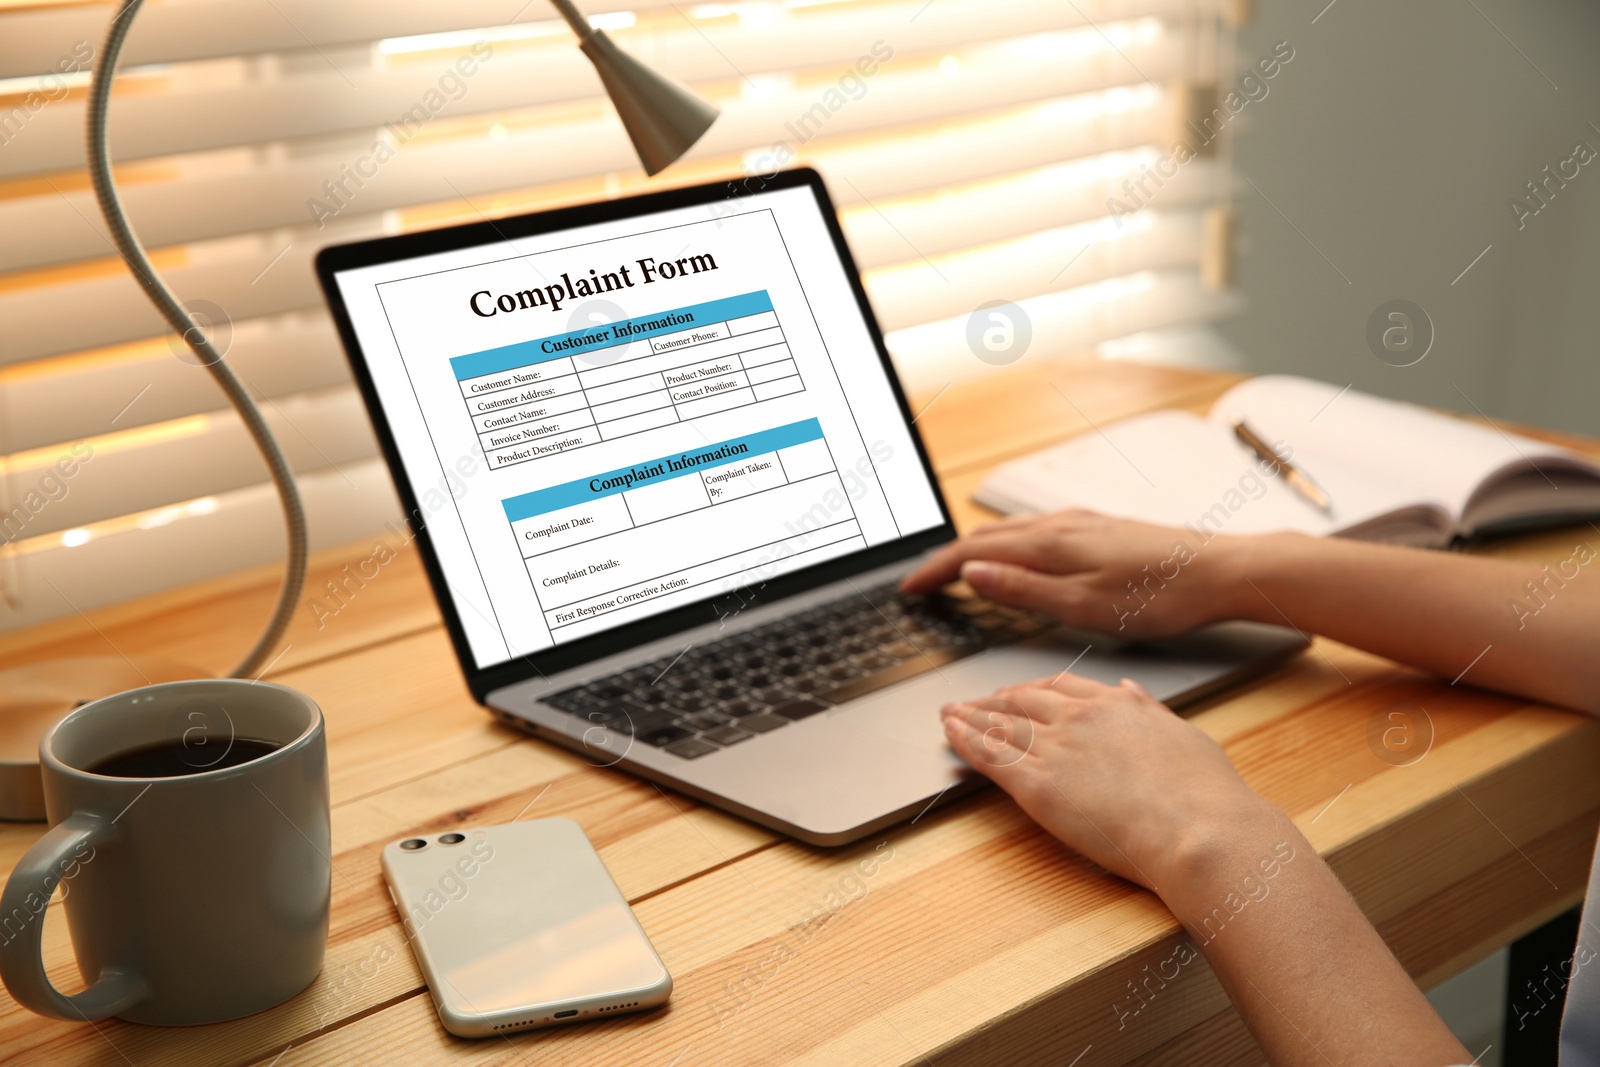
top-left (3, 360), bottom-right (1598, 1066)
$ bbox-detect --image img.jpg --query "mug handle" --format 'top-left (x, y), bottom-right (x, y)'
top-left (0, 812), bottom-right (149, 1020)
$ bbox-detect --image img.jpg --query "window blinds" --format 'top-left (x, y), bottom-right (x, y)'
top-left (0, 0), bottom-right (1239, 630)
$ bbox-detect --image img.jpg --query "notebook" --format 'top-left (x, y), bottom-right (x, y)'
top-left (974, 375), bottom-right (1600, 546)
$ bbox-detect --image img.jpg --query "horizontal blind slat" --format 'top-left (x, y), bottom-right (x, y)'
top-left (0, 44), bottom-right (1180, 272)
top-left (1, 385), bottom-right (377, 540)
top-left (0, 314), bottom-right (349, 454)
top-left (864, 210), bottom-right (1206, 333)
top-left (2, 204), bottom-right (1206, 466)
top-left (839, 156), bottom-right (1220, 265)
top-left (2, 0), bottom-right (673, 78)
top-left (0, 0), bottom-right (1221, 78)
top-left (0, 229), bottom-right (350, 370)
top-left (2, 2), bottom-right (1182, 177)
top-left (0, 460), bottom-right (400, 629)
top-left (0, 0), bottom-right (1237, 635)
top-left (3, 156), bottom-right (1219, 454)
top-left (0, 268), bottom-right (1237, 626)
top-left (0, 91), bottom-right (1175, 366)
top-left (886, 267), bottom-right (1240, 393)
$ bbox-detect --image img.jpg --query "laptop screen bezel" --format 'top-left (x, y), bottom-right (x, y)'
top-left (315, 168), bottom-right (957, 702)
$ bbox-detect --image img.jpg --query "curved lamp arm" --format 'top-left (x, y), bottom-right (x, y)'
top-left (85, 0), bottom-right (307, 679)
top-left (80, 0), bottom-right (716, 680)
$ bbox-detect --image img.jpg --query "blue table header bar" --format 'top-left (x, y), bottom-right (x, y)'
top-left (451, 291), bottom-right (774, 381)
top-left (502, 418), bottom-right (823, 522)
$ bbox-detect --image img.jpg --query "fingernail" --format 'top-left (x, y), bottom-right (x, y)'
top-left (961, 560), bottom-right (997, 584)
top-left (1121, 677), bottom-right (1152, 698)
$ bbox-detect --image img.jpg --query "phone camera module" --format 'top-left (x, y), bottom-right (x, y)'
top-left (438, 832), bottom-right (466, 845)
top-left (399, 838), bottom-right (428, 850)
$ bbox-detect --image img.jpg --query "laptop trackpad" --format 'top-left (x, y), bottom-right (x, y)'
top-left (832, 626), bottom-right (1268, 754)
top-left (831, 643), bottom-right (1090, 755)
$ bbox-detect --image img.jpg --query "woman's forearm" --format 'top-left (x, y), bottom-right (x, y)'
top-left (1212, 532), bottom-right (1600, 714)
top-left (1164, 800), bottom-right (1471, 1066)
top-left (917, 515), bottom-right (1505, 1063)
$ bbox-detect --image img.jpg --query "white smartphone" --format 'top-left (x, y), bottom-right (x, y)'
top-left (380, 817), bottom-right (671, 1037)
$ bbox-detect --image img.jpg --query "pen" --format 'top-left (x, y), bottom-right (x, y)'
top-left (1232, 419), bottom-right (1333, 515)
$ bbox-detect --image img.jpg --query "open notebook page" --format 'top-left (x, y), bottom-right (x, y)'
top-left (1208, 376), bottom-right (1593, 536)
top-left (972, 409), bottom-right (1431, 539)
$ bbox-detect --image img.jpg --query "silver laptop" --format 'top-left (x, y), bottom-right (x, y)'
top-left (317, 169), bottom-right (1305, 846)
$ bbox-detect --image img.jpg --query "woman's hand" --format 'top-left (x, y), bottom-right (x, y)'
top-left (902, 510), bottom-right (1253, 639)
top-left (929, 516), bottom-right (1486, 1067)
top-left (941, 672), bottom-right (1473, 1067)
top-left (940, 673), bottom-right (1276, 896)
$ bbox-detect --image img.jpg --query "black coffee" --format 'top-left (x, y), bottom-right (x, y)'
top-left (88, 738), bottom-right (281, 778)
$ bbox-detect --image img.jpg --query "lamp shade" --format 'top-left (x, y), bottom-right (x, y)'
top-left (579, 30), bottom-right (720, 176)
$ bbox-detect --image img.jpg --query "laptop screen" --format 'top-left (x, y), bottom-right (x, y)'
top-left (323, 175), bottom-right (946, 673)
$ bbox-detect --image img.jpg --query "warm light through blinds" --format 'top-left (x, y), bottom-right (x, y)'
top-left (0, 0), bottom-right (1239, 630)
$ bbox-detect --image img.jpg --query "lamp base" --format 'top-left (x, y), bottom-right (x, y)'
top-left (0, 656), bottom-right (205, 821)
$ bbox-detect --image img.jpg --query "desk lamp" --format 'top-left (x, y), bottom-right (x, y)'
top-left (0, 0), bottom-right (719, 819)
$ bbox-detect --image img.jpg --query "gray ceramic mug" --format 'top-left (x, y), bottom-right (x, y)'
top-left (0, 679), bottom-right (330, 1025)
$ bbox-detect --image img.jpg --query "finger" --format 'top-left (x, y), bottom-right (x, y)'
top-left (900, 531), bottom-right (1068, 593)
top-left (970, 513), bottom-right (1051, 536)
top-left (898, 558), bottom-right (950, 593)
top-left (900, 543), bottom-right (977, 593)
top-left (941, 707), bottom-right (1030, 784)
top-left (959, 559), bottom-right (1087, 617)
top-left (1120, 677), bottom-right (1155, 700)
top-left (1010, 671), bottom-right (1114, 700)
top-left (973, 507), bottom-right (1105, 537)
top-left (984, 685), bottom-right (1073, 724)
top-left (940, 707), bottom-right (1000, 780)
top-left (905, 535), bottom-right (987, 588)
top-left (940, 701), bottom-right (1035, 777)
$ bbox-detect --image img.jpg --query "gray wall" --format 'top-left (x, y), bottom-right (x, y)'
top-left (1223, 0), bottom-right (1600, 435)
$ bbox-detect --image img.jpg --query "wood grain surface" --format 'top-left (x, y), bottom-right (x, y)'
top-left (2, 361), bottom-right (1596, 1067)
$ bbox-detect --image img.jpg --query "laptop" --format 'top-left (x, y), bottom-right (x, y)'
top-left (315, 168), bottom-right (1306, 846)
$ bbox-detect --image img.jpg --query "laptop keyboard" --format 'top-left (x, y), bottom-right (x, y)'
top-left (539, 581), bottom-right (1053, 760)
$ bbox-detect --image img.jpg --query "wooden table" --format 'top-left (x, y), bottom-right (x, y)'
top-left (3, 361), bottom-right (1598, 1066)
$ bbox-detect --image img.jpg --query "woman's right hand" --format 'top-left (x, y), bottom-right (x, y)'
top-left (939, 672), bottom-right (1279, 898)
top-left (901, 510), bottom-right (1262, 639)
